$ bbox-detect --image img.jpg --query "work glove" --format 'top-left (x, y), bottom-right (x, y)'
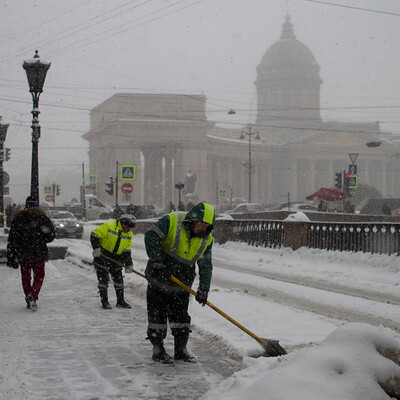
top-left (152, 261), bottom-right (165, 270)
top-left (92, 248), bottom-right (102, 258)
top-left (124, 264), bottom-right (134, 273)
top-left (7, 261), bottom-right (19, 269)
top-left (195, 288), bottom-right (208, 306)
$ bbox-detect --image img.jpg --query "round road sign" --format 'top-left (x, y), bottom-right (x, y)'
top-left (2, 171), bottom-right (10, 186)
top-left (121, 182), bottom-right (133, 194)
top-left (45, 195), bottom-right (53, 202)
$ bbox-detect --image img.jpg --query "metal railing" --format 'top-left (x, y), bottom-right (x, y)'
top-left (223, 219), bottom-right (400, 255)
top-left (230, 220), bottom-right (284, 248)
top-left (307, 222), bottom-right (400, 255)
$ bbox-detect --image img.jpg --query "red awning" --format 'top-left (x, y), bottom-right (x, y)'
top-left (306, 188), bottom-right (350, 202)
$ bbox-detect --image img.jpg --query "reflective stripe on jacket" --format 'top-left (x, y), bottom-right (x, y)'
top-left (92, 220), bottom-right (133, 255)
top-left (159, 212), bottom-right (212, 266)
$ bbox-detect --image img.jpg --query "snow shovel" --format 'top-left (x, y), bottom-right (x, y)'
top-left (168, 274), bottom-right (286, 357)
top-left (99, 254), bottom-right (286, 357)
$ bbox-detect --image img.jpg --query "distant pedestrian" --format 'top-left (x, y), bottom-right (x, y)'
top-left (318, 200), bottom-right (327, 212)
top-left (178, 201), bottom-right (185, 211)
top-left (126, 203), bottom-right (136, 216)
top-left (7, 196), bottom-right (55, 311)
top-left (345, 200), bottom-right (355, 214)
top-left (168, 201), bottom-right (176, 212)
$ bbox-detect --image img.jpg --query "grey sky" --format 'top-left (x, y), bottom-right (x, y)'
top-left (0, 0), bottom-right (399, 203)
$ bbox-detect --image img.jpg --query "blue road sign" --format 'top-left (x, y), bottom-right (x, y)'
top-left (218, 189), bottom-right (228, 198)
top-left (348, 164), bottom-right (357, 175)
top-left (348, 175), bottom-right (358, 189)
top-left (88, 175), bottom-right (97, 184)
top-left (43, 185), bottom-right (53, 195)
top-left (120, 165), bottom-right (136, 181)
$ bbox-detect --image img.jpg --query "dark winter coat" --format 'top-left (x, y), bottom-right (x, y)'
top-left (7, 207), bottom-right (55, 264)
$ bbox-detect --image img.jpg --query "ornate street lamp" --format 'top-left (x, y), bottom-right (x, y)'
top-left (23, 50), bottom-right (51, 206)
top-left (0, 117), bottom-right (9, 227)
top-left (240, 126), bottom-right (260, 203)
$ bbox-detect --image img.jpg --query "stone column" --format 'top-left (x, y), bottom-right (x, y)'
top-left (142, 146), bottom-right (163, 206)
top-left (164, 155), bottom-right (174, 205)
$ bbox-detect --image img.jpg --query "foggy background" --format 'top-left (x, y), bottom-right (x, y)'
top-left (0, 0), bottom-right (399, 204)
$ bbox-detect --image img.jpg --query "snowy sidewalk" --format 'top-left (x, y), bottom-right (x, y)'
top-left (0, 261), bottom-right (240, 400)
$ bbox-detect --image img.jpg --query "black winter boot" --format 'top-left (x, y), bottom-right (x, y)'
top-left (174, 334), bottom-right (196, 363)
top-left (115, 288), bottom-right (132, 309)
top-left (99, 288), bottom-right (112, 309)
top-left (149, 337), bottom-right (173, 364)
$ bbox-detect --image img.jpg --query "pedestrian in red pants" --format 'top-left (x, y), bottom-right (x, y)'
top-left (7, 196), bottom-right (55, 311)
top-left (20, 263), bottom-right (46, 304)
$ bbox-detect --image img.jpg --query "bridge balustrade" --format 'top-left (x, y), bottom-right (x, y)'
top-left (215, 219), bottom-right (400, 256)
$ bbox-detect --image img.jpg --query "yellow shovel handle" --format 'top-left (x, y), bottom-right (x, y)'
top-left (168, 274), bottom-right (268, 347)
top-left (99, 253), bottom-right (146, 278)
top-left (99, 253), bottom-right (269, 349)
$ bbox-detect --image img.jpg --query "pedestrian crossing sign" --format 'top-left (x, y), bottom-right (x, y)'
top-left (348, 175), bottom-right (358, 189)
top-left (218, 189), bottom-right (228, 199)
top-left (120, 165), bottom-right (136, 181)
top-left (43, 185), bottom-right (53, 195)
top-left (88, 175), bottom-right (97, 184)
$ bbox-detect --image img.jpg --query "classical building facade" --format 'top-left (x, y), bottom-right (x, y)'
top-left (83, 16), bottom-right (400, 209)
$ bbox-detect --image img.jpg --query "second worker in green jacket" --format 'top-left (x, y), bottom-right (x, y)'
top-left (144, 202), bottom-right (215, 364)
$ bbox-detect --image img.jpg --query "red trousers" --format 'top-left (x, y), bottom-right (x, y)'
top-left (20, 262), bottom-right (45, 301)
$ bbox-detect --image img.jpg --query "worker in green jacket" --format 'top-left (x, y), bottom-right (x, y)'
top-left (91, 214), bottom-right (136, 309)
top-left (144, 202), bottom-right (215, 364)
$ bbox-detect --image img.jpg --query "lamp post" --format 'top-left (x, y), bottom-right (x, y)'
top-left (240, 126), bottom-right (260, 203)
top-left (175, 182), bottom-right (184, 208)
top-left (23, 50), bottom-right (51, 206)
top-left (0, 117), bottom-right (9, 227)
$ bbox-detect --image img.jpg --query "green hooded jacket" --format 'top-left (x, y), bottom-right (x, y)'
top-left (144, 202), bottom-right (215, 292)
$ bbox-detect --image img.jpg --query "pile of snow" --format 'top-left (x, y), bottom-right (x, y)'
top-left (201, 323), bottom-right (400, 400)
top-left (283, 211), bottom-right (311, 222)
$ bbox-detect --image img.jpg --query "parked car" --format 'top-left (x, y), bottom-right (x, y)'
top-left (280, 204), bottom-right (318, 212)
top-left (354, 198), bottom-right (400, 215)
top-left (49, 211), bottom-right (84, 239)
top-left (268, 201), bottom-right (302, 211)
top-left (110, 204), bottom-right (162, 219)
top-left (226, 203), bottom-right (264, 214)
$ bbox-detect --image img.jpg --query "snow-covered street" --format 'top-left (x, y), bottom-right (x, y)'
top-left (0, 255), bottom-right (240, 400)
top-left (1, 227), bottom-right (400, 399)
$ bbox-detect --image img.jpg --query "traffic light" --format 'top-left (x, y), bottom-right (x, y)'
top-left (105, 176), bottom-right (114, 195)
top-left (335, 172), bottom-right (342, 189)
top-left (56, 184), bottom-right (61, 196)
top-left (344, 173), bottom-right (350, 194)
top-left (5, 148), bottom-right (10, 161)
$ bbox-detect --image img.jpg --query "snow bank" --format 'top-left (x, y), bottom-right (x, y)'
top-left (201, 323), bottom-right (400, 400)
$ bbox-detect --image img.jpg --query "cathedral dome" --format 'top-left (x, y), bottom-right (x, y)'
top-left (255, 15), bottom-right (322, 125)
top-left (259, 16), bottom-right (318, 69)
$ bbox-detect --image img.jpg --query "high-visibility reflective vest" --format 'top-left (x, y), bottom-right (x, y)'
top-left (160, 212), bottom-right (212, 266)
top-left (92, 220), bottom-right (133, 255)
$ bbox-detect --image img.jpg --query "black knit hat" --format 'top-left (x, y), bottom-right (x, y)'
top-left (25, 196), bottom-right (37, 209)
